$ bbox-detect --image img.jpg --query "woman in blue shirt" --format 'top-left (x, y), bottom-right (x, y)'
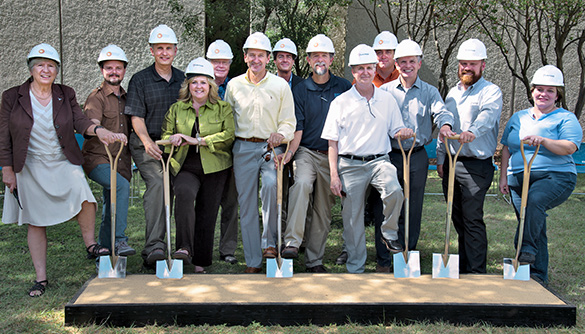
top-left (499, 65), bottom-right (582, 284)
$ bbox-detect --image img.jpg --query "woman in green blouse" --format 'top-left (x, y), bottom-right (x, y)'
top-left (162, 57), bottom-right (235, 273)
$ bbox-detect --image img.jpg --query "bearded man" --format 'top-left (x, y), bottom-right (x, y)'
top-left (436, 39), bottom-right (503, 274)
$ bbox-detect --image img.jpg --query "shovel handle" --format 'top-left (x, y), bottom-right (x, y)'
top-left (514, 141), bottom-right (540, 266)
top-left (271, 142), bottom-right (289, 263)
top-left (104, 140), bottom-right (125, 261)
top-left (155, 139), bottom-right (176, 262)
top-left (397, 134), bottom-right (416, 254)
top-left (442, 136), bottom-right (465, 259)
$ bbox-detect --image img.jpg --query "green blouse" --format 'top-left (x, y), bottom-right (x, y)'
top-left (162, 100), bottom-right (235, 176)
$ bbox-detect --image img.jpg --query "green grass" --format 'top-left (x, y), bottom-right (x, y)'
top-left (1, 171), bottom-right (584, 333)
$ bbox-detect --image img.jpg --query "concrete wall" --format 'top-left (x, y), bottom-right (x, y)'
top-left (0, 0), bottom-right (204, 103)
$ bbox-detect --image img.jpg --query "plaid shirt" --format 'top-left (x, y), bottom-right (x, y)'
top-left (124, 64), bottom-right (184, 139)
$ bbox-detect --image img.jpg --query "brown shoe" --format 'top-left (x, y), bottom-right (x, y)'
top-left (262, 247), bottom-right (277, 258)
top-left (376, 264), bottom-right (391, 273)
top-left (244, 267), bottom-right (262, 273)
top-left (281, 246), bottom-right (299, 259)
top-left (307, 264), bottom-right (328, 273)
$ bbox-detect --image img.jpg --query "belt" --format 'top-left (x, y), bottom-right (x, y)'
top-left (236, 137), bottom-right (265, 143)
top-left (310, 148), bottom-right (328, 155)
top-left (339, 154), bottom-right (386, 162)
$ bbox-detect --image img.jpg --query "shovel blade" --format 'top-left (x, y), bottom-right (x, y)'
top-left (156, 259), bottom-right (183, 279)
top-left (98, 255), bottom-right (127, 278)
top-left (266, 258), bottom-right (293, 278)
top-left (393, 251), bottom-right (421, 278)
top-left (432, 253), bottom-right (459, 279)
top-left (503, 258), bottom-right (530, 281)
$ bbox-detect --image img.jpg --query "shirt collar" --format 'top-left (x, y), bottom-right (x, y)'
top-left (99, 81), bottom-right (126, 97)
top-left (245, 69), bottom-right (269, 85)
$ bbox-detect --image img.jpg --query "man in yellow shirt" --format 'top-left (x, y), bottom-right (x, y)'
top-left (225, 32), bottom-right (296, 273)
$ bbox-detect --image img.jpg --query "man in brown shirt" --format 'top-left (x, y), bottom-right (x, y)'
top-left (82, 45), bottom-right (135, 256)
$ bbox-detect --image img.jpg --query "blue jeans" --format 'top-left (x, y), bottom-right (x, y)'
top-left (508, 171), bottom-right (576, 283)
top-left (89, 164), bottom-right (130, 250)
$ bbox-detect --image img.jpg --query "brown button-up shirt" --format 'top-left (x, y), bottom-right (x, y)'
top-left (81, 81), bottom-right (132, 181)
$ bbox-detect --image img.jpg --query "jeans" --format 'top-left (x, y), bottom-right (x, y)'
top-left (508, 171), bottom-right (576, 283)
top-left (88, 163), bottom-right (130, 250)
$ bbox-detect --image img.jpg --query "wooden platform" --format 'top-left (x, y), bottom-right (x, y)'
top-left (65, 273), bottom-right (575, 327)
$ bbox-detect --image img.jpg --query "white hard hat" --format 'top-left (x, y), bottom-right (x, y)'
top-left (457, 38), bottom-right (487, 60)
top-left (531, 65), bottom-right (564, 87)
top-left (149, 24), bottom-right (178, 44)
top-left (97, 44), bottom-right (128, 64)
top-left (273, 38), bottom-right (297, 56)
top-left (306, 34), bottom-right (335, 54)
top-left (394, 39), bottom-right (423, 59)
top-left (372, 31), bottom-right (398, 50)
top-left (185, 57), bottom-right (215, 80)
top-left (348, 44), bottom-right (378, 66)
top-left (206, 39), bottom-right (233, 60)
top-left (27, 43), bottom-right (60, 65)
top-left (243, 32), bottom-right (272, 52)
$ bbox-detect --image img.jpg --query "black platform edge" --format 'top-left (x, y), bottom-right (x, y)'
top-left (65, 301), bottom-right (576, 327)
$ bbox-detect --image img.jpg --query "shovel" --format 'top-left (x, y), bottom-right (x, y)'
top-left (393, 134), bottom-right (421, 278)
top-left (433, 135), bottom-right (463, 279)
top-left (154, 139), bottom-right (183, 279)
top-left (99, 141), bottom-right (127, 278)
top-left (267, 142), bottom-right (293, 278)
top-left (504, 141), bottom-right (540, 281)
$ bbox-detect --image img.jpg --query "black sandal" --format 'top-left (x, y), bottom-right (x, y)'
top-left (86, 243), bottom-right (111, 259)
top-left (29, 280), bottom-right (48, 297)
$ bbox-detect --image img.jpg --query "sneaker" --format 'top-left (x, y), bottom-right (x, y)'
top-left (220, 254), bottom-right (238, 264)
top-left (518, 252), bottom-right (536, 265)
top-left (115, 240), bottom-right (136, 256)
top-left (381, 236), bottom-right (403, 253)
top-left (335, 251), bottom-right (348, 265)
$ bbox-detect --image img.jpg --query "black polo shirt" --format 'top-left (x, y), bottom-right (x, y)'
top-left (124, 63), bottom-right (184, 139)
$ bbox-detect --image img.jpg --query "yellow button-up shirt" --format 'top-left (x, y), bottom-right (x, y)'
top-left (225, 71), bottom-right (295, 141)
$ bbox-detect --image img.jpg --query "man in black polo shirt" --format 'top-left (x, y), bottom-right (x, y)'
top-left (124, 24), bottom-right (184, 267)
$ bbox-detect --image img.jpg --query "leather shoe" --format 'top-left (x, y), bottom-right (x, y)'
top-left (335, 251), bottom-right (348, 265)
top-left (220, 254), bottom-right (238, 264)
top-left (518, 252), bottom-right (536, 265)
top-left (281, 246), bottom-right (299, 259)
top-left (145, 248), bottom-right (165, 264)
top-left (381, 237), bottom-right (403, 253)
top-left (307, 264), bottom-right (328, 273)
top-left (376, 264), bottom-right (391, 273)
top-left (262, 247), bottom-right (278, 258)
top-left (244, 267), bottom-right (262, 273)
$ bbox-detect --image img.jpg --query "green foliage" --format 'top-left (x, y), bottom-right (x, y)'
top-left (253, 0), bottom-right (352, 77)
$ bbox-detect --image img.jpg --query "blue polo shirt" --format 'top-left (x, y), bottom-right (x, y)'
top-left (501, 107), bottom-right (582, 175)
top-left (293, 72), bottom-right (352, 151)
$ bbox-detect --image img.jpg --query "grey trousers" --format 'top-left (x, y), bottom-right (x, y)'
top-left (338, 155), bottom-right (403, 273)
top-left (232, 140), bottom-right (282, 268)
